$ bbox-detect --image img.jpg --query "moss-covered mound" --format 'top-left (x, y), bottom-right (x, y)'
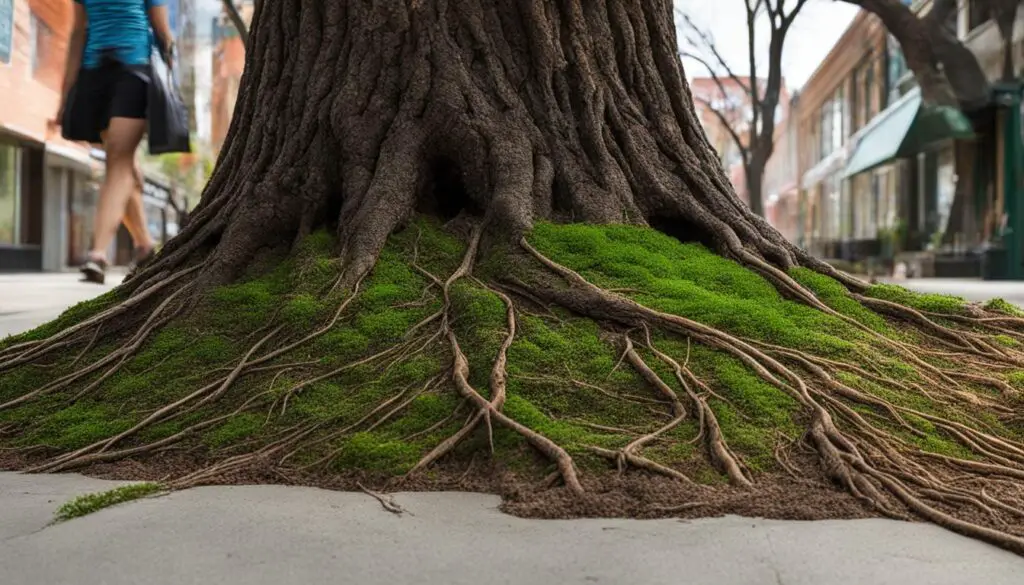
top-left (3, 219), bottom-right (1024, 552)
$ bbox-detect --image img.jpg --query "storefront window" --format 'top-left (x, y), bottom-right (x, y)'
top-left (0, 142), bottom-right (18, 245)
top-left (68, 181), bottom-right (98, 265)
top-left (145, 201), bottom-right (164, 244)
top-left (936, 148), bottom-right (956, 237)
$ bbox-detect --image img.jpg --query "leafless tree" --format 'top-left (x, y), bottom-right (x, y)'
top-left (221, 0), bottom-right (250, 48)
top-left (679, 0), bottom-right (808, 217)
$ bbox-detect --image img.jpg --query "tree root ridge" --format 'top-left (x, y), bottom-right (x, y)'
top-left (517, 237), bottom-right (1024, 555)
top-left (6, 221), bottom-right (1024, 557)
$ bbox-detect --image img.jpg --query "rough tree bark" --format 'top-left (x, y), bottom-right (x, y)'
top-left (130, 0), bottom-right (848, 297)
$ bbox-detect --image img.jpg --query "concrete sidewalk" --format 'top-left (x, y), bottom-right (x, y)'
top-left (895, 278), bottom-right (1024, 307)
top-left (1, 472), bottom-right (1022, 585)
top-left (0, 273), bottom-right (123, 338)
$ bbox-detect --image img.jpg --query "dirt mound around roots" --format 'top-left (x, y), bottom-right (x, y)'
top-left (0, 449), bottom-right (878, 523)
top-left (10, 447), bottom-right (1024, 536)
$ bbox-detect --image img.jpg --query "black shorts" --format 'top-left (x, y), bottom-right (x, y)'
top-left (62, 56), bottom-right (149, 145)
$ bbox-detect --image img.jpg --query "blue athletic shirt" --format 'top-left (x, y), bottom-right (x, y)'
top-left (74, 0), bottom-right (167, 69)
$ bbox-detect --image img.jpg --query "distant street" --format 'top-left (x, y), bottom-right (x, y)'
top-left (895, 279), bottom-right (1024, 308)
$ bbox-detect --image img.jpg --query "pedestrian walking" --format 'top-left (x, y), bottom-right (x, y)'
top-left (53, 0), bottom-right (178, 284)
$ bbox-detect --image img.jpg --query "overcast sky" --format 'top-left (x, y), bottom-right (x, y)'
top-left (676, 0), bottom-right (861, 90)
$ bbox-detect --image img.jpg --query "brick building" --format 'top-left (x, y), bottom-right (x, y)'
top-left (210, 0), bottom-right (252, 154)
top-left (690, 76), bottom-right (794, 223)
top-left (797, 0), bottom-right (1024, 279)
top-left (0, 0), bottom-right (178, 271)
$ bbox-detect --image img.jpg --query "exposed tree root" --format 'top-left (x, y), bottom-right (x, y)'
top-left (6, 211), bottom-right (1024, 558)
top-left (357, 483), bottom-right (407, 515)
top-left (1, 282), bottom-right (194, 412)
top-left (518, 236), bottom-right (1024, 554)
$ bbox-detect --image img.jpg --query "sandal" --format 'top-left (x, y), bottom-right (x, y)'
top-left (80, 254), bottom-right (108, 285)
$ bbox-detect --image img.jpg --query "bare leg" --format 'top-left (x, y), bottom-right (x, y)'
top-left (89, 117), bottom-right (147, 261)
top-left (124, 162), bottom-right (156, 254)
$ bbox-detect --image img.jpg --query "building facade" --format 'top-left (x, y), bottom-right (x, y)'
top-left (798, 0), bottom-right (1024, 279)
top-left (210, 0), bottom-right (253, 154)
top-left (796, 10), bottom-right (890, 261)
top-left (0, 0), bottom-right (181, 272)
top-left (690, 76), bottom-right (793, 209)
top-left (764, 94), bottom-right (800, 243)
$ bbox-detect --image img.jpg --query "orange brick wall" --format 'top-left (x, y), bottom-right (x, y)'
top-left (210, 35), bottom-right (244, 153)
top-left (0, 0), bottom-right (84, 150)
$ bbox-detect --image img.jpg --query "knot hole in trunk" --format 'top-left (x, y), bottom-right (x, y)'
top-left (417, 157), bottom-right (483, 224)
top-left (648, 215), bottom-right (718, 250)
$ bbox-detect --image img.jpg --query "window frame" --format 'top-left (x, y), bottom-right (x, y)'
top-left (0, 140), bottom-right (22, 247)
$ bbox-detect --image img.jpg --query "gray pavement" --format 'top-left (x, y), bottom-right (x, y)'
top-left (2, 272), bottom-right (1024, 584)
top-left (1, 472), bottom-right (1023, 585)
top-left (0, 272), bottom-right (123, 338)
top-left (898, 278), bottom-right (1024, 307)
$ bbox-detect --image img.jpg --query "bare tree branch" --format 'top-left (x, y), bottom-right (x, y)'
top-left (676, 9), bottom-right (751, 95)
top-left (222, 0), bottom-right (250, 48)
top-left (694, 96), bottom-right (751, 167)
top-left (745, 0), bottom-right (761, 154)
top-left (840, 0), bottom-right (989, 107)
top-left (675, 0), bottom-right (808, 216)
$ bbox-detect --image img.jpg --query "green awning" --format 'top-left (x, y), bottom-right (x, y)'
top-left (843, 89), bottom-right (976, 178)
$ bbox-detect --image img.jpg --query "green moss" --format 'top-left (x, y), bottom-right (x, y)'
top-left (138, 420), bottom-right (184, 442)
top-left (709, 401), bottom-right (780, 471)
top-left (209, 279), bottom-right (280, 328)
top-left (502, 394), bottom-right (624, 450)
top-left (313, 329), bottom-right (371, 359)
top-left (984, 298), bottom-right (1024, 317)
top-left (281, 294), bottom-right (326, 327)
top-left (450, 282), bottom-right (506, 325)
top-left (55, 483), bottom-right (163, 521)
top-left (354, 309), bottom-right (426, 341)
top-left (1009, 371), bottom-right (1024, 389)
top-left (526, 223), bottom-right (860, 357)
top-left (995, 335), bottom-right (1020, 348)
top-left (789, 267), bottom-right (890, 333)
top-left (910, 432), bottom-right (976, 459)
top-left (27, 403), bottom-right (133, 450)
top-left (694, 466), bottom-right (729, 485)
top-left (383, 393), bottom-right (461, 437)
top-left (296, 230), bottom-right (335, 259)
top-left (330, 431), bottom-right (422, 473)
top-left (204, 414), bottom-right (263, 448)
top-left (866, 284), bottom-right (967, 314)
top-left (0, 366), bottom-right (51, 402)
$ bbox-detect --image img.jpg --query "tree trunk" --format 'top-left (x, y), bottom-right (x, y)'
top-left (848, 0), bottom-right (990, 108)
top-left (745, 157), bottom-right (766, 218)
top-left (130, 0), bottom-right (846, 298)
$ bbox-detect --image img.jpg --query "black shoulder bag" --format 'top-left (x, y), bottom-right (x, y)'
top-left (146, 45), bottom-right (191, 155)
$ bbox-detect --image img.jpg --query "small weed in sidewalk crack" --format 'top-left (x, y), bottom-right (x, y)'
top-left (55, 482), bottom-right (165, 521)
